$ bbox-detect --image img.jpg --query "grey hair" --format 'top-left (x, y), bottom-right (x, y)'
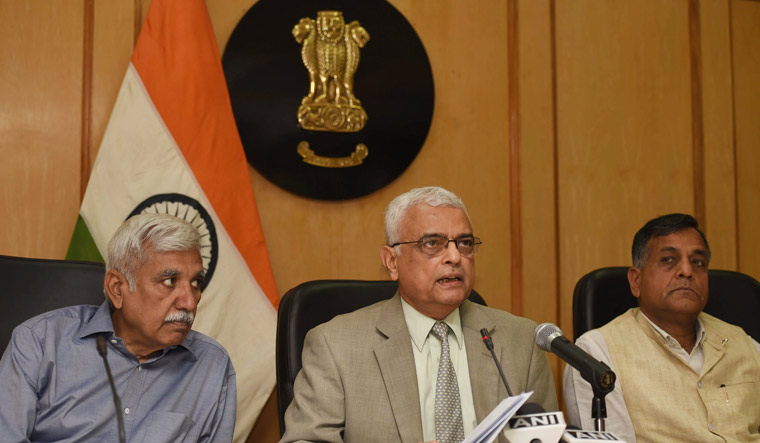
top-left (106, 213), bottom-right (202, 292)
top-left (384, 187), bottom-right (471, 251)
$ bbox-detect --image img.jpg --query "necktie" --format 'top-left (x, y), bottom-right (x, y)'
top-left (432, 321), bottom-right (465, 443)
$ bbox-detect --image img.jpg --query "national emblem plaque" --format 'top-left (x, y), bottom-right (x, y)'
top-left (223, 0), bottom-right (434, 200)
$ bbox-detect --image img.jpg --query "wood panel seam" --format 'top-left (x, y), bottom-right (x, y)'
top-left (80, 0), bottom-right (95, 201)
top-left (727, 0), bottom-right (741, 270)
top-left (689, 0), bottom-right (707, 229)
top-left (134, 0), bottom-right (142, 47)
top-left (549, 0), bottom-right (562, 331)
top-left (508, 0), bottom-right (523, 316)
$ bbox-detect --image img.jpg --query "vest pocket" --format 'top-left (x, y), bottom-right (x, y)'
top-left (708, 381), bottom-right (760, 435)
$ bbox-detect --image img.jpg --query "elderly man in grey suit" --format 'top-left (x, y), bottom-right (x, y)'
top-left (280, 186), bottom-right (557, 443)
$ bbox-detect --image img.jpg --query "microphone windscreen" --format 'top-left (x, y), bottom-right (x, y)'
top-left (534, 322), bottom-right (563, 351)
top-left (515, 402), bottom-right (545, 415)
top-left (96, 335), bottom-right (108, 356)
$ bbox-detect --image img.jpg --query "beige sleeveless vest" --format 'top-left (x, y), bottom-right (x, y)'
top-left (600, 308), bottom-right (760, 443)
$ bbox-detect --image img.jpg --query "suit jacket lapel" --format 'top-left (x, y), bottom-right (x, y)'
top-left (461, 301), bottom-right (501, 423)
top-left (374, 294), bottom-right (424, 443)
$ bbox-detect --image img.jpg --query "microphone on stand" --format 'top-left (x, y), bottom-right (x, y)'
top-left (534, 323), bottom-right (615, 432)
top-left (480, 328), bottom-right (567, 443)
top-left (533, 323), bottom-right (615, 395)
top-left (96, 335), bottom-right (126, 443)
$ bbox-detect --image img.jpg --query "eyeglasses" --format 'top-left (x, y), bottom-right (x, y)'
top-left (390, 235), bottom-right (483, 257)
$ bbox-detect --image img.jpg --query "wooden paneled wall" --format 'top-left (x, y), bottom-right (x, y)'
top-left (732, 1), bottom-right (760, 280)
top-left (1, 0), bottom-right (83, 258)
top-left (1, 0), bottom-right (759, 441)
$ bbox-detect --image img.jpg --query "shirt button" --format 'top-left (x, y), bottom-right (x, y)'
top-left (111, 339), bottom-right (117, 344)
top-left (124, 407), bottom-right (130, 415)
top-left (138, 365), bottom-right (142, 372)
top-left (709, 423), bottom-right (715, 431)
top-left (697, 381), bottom-right (702, 388)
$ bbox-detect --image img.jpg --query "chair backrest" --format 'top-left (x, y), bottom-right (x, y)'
top-left (275, 279), bottom-right (486, 435)
top-left (0, 255), bottom-right (106, 351)
top-left (572, 266), bottom-right (760, 340)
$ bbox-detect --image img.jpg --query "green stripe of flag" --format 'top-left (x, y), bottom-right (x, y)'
top-left (66, 215), bottom-right (104, 262)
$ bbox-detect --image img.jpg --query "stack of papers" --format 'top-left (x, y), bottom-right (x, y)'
top-left (463, 391), bottom-right (532, 443)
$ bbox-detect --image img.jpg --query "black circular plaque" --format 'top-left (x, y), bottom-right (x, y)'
top-left (223, 0), bottom-right (434, 200)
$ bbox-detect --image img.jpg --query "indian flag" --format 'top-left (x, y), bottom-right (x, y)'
top-left (66, 0), bottom-right (278, 440)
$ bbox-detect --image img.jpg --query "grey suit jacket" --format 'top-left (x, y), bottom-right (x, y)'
top-left (280, 294), bottom-right (558, 443)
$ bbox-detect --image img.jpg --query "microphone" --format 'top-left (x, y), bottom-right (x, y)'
top-left (503, 402), bottom-right (567, 443)
top-left (481, 328), bottom-right (567, 442)
top-left (561, 429), bottom-right (626, 442)
top-left (480, 328), bottom-right (513, 397)
top-left (533, 323), bottom-right (615, 395)
top-left (515, 402), bottom-right (545, 415)
top-left (96, 335), bottom-right (126, 443)
top-left (560, 425), bottom-right (626, 442)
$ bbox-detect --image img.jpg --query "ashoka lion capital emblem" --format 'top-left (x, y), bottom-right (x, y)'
top-left (293, 11), bottom-right (370, 133)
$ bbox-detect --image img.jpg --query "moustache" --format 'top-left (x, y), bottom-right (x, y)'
top-left (164, 310), bottom-right (194, 324)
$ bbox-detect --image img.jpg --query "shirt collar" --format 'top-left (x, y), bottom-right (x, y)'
top-left (77, 301), bottom-right (116, 339)
top-left (640, 310), bottom-right (706, 350)
top-left (77, 301), bottom-right (197, 360)
top-left (401, 297), bottom-right (464, 351)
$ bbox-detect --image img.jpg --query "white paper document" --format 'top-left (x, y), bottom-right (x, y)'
top-left (462, 391), bottom-right (532, 443)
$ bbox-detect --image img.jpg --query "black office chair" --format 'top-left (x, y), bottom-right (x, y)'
top-left (0, 254), bottom-right (106, 351)
top-left (275, 279), bottom-right (486, 436)
top-left (572, 266), bottom-right (760, 340)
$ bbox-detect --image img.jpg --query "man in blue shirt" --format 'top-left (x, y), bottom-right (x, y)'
top-left (0, 213), bottom-right (236, 442)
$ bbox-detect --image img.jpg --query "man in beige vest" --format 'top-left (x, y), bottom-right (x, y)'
top-left (280, 186), bottom-right (557, 443)
top-left (563, 213), bottom-right (760, 443)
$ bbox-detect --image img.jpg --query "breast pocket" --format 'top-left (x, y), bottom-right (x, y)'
top-left (710, 381), bottom-right (760, 434)
top-left (141, 411), bottom-right (198, 442)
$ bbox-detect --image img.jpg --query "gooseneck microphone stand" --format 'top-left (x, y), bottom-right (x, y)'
top-left (96, 335), bottom-right (126, 443)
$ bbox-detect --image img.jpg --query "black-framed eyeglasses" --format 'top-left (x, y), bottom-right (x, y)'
top-left (390, 235), bottom-right (483, 257)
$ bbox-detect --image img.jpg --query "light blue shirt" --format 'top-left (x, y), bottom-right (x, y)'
top-left (0, 302), bottom-right (236, 442)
